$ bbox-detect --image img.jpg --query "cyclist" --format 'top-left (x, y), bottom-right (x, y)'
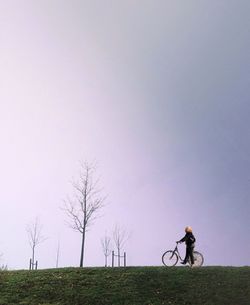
top-left (177, 226), bottom-right (196, 266)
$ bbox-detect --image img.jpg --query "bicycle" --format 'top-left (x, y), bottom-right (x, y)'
top-left (162, 242), bottom-right (204, 267)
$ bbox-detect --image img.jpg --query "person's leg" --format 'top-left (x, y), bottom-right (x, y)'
top-left (190, 246), bottom-right (194, 265)
top-left (181, 246), bottom-right (189, 264)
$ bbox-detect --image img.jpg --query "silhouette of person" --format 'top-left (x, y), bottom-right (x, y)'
top-left (177, 226), bottom-right (196, 266)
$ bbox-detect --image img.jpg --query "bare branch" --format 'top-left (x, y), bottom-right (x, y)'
top-left (113, 225), bottom-right (130, 253)
top-left (26, 218), bottom-right (46, 248)
top-left (101, 235), bottom-right (112, 257)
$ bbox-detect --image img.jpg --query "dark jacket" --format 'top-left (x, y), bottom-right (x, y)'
top-left (179, 232), bottom-right (196, 247)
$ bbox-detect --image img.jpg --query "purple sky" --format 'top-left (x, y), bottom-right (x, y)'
top-left (0, 1), bottom-right (249, 269)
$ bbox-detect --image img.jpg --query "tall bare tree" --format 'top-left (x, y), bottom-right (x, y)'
top-left (113, 225), bottom-right (129, 267)
top-left (101, 235), bottom-right (112, 267)
top-left (64, 162), bottom-right (105, 267)
top-left (26, 218), bottom-right (46, 270)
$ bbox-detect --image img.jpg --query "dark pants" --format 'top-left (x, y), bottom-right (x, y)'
top-left (184, 245), bottom-right (194, 264)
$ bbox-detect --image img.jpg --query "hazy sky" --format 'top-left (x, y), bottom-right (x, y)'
top-left (0, 0), bottom-right (249, 269)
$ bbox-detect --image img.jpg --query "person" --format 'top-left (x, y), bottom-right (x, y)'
top-left (177, 226), bottom-right (196, 266)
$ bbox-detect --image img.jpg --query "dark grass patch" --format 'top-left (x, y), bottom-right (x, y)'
top-left (0, 266), bottom-right (249, 305)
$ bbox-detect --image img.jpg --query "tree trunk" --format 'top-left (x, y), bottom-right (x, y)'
top-left (32, 246), bottom-right (35, 270)
top-left (118, 247), bottom-right (120, 267)
top-left (80, 228), bottom-right (86, 267)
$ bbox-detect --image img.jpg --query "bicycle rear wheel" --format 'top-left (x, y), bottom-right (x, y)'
top-left (162, 250), bottom-right (178, 267)
top-left (189, 251), bottom-right (204, 267)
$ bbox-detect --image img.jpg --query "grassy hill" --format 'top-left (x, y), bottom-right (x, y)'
top-left (0, 266), bottom-right (249, 305)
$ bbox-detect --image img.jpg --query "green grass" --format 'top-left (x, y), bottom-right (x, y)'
top-left (0, 266), bottom-right (249, 305)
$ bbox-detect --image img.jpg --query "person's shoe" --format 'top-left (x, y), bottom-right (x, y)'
top-left (180, 261), bottom-right (186, 265)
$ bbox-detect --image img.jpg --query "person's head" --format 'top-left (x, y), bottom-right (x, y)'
top-left (185, 226), bottom-right (192, 233)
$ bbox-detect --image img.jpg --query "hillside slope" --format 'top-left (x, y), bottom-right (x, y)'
top-left (0, 267), bottom-right (249, 305)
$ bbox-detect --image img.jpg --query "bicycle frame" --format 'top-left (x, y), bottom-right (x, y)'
top-left (172, 243), bottom-right (185, 262)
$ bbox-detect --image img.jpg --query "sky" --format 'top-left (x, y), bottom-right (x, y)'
top-left (0, 0), bottom-right (249, 269)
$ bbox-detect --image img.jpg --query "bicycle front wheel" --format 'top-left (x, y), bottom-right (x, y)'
top-left (162, 250), bottom-right (178, 267)
top-left (191, 251), bottom-right (204, 267)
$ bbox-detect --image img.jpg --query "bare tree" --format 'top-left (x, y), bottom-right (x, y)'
top-left (26, 218), bottom-right (46, 270)
top-left (64, 162), bottom-right (105, 267)
top-left (101, 235), bottom-right (112, 267)
top-left (113, 225), bottom-right (129, 267)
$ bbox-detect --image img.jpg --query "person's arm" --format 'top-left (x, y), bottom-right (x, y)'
top-left (177, 234), bottom-right (187, 243)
